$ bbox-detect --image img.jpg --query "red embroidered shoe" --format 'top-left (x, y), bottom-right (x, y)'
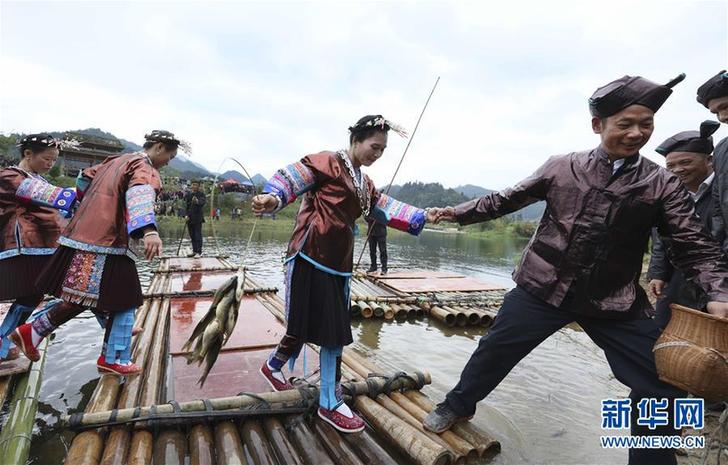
top-left (260, 361), bottom-right (293, 391)
top-left (10, 324), bottom-right (40, 362)
top-left (96, 355), bottom-right (142, 376)
top-left (318, 406), bottom-right (365, 433)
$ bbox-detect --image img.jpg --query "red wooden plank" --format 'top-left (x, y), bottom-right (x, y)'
top-left (383, 277), bottom-right (506, 293)
top-left (169, 270), bottom-right (237, 293)
top-left (375, 271), bottom-right (464, 279)
top-left (171, 347), bottom-right (319, 401)
top-left (169, 296), bottom-right (285, 354)
top-left (166, 257), bottom-right (230, 270)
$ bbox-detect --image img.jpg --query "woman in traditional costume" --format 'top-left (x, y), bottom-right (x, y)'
top-left (0, 134), bottom-right (77, 362)
top-left (252, 115), bottom-right (435, 433)
top-left (12, 130), bottom-right (181, 375)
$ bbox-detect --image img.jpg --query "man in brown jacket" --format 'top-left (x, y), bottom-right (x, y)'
top-left (424, 74), bottom-right (728, 465)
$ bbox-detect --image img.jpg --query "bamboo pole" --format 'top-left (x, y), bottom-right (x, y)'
top-left (189, 424), bottom-right (216, 465)
top-left (442, 306), bottom-right (467, 327)
top-left (262, 417), bottom-right (304, 465)
top-left (153, 429), bottom-right (186, 465)
top-left (0, 339), bottom-right (49, 464)
top-left (389, 392), bottom-right (477, 462)
top-left (62, 372), bottom-right (431, 428)
top-left (215, 421), bottom-right (246, 465)
top-left (341, 428), bottom-right (399, 465)
top-left (284, 415), bottom-right (335, 465)
top-left (372, 302), bottom-right (384, 318)
top-left (312, 417), bottom-right (366, 465)
top-left (381, 303), bottom-right (394, 321)
top-left (127, 430), bottom-right (154, 465)
top-left (350, 301), bottom-right (361, 317)
top-left (359, 301), bottom-right (373, 319)
top-left (239, 420), bottom-right (277, 465)
top-left (100, 298), bottom-right (165, 465)
top-left (467, 308), bottom-right (493, 327)
top-left (428, 307), bottom-right (455, 326)
top-left (354, 396), bottom-right (452, 465)
top-left (402, 391), bottom-right (500, 457)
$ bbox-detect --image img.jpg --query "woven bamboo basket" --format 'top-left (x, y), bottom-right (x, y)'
top-left (653, 304), bottom-right (728, 401)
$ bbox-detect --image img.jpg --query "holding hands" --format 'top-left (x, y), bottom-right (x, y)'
top-left (251, 194), bottom-right (278, 216)
top-left (426, 207), bottom-right (457, 224)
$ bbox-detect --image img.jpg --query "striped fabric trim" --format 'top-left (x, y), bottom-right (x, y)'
top-left (58, 236), bottom-right (136, 259)
top-left (126, 184), bottom-right (157, 234)
top-left (263, 161), bottom-right (316, 207)
top-left (372, 193), bottom-right (426, 236)
top-left (0, 247), bottom-right (56, 261)
top-left (16, 177), bottom-right (76, 211)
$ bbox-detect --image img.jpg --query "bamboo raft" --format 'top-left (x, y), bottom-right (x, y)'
top-left (56, 256), bottom-right (500, 465)
top-left (350, 271), bottom-right (506, 328)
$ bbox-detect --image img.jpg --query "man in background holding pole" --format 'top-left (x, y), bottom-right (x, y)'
top-left (185, 180), bottom-right (206, 258)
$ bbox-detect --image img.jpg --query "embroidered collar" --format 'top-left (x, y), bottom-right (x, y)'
top-left (337, 150), bottom-right (370, 217)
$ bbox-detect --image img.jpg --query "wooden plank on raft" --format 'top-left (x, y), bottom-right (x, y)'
top-left (168, 270), bottom-right (237, 294)
top-left (168, 296), bottom-right (284, 354)
top-left (383, 276), bottom-right (506, 293)
top-left (374, 271), bottom-right (465, 279)
top-left (164, 256), bottom-right (234, 271)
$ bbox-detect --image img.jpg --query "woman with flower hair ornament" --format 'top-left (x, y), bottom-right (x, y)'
top-left (0, 134), bottom-right (78, 364)
top-left (252, 115), bottom-right (437, 432)
top-left (12, 130), bottom-right (184, 376)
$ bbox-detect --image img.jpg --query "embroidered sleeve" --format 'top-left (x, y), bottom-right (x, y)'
top-left (126, 184), bottom-right (157, 235)
top-left (15, 177), bottom-right (77, 211)
top-left (370, 193), bottom-right (426, 236)
top-left (263, 161), bottom-right (317, 209)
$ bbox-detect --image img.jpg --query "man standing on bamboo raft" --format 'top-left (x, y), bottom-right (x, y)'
top-left (647, 121), bottom-right (721, 330)
top-left (0, 134), bottom-right (78, 363)
top-left (425, 74), bottom-right (728, 465)
top-left (697, 70), bottom-right (728, 249)
top-left (252, 115), bottom-right (437, 433)
top-left (11, 130), bottom-right (182, 376)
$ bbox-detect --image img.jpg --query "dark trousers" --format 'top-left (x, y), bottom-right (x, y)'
top-left (187, 222), bottom-right (203, 254)
top-left (368, 235), bottom-right (387, 271)
top-left (445, 286), bottom-right (684, 465)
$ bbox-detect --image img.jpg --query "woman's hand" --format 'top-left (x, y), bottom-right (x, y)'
top-left (426, 207), bottom-right (456, 224)
top-left (251, 194), bottom-right (278, 216)
top-left (143, 232), bottom-right (163, 260)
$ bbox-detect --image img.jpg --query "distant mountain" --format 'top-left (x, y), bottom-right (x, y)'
top-left (251, 174), bottom-right (267, 186)
top-left (220, 170), bottom-right (249, 183)
top-left (453, 184), bottom-right (489, 198)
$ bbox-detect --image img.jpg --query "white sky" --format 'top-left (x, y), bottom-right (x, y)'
top-left (1, 0), bottom-right (727, 189)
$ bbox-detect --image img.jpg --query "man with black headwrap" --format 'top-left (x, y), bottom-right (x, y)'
top-left (647, 121), bottom-right (721, 329)
top-left (425, 74), bottom-right (728, 465)
top-left (697, 70), bottom-right (728, 250)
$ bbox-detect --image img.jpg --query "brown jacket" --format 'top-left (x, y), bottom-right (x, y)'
top-left (267, 151), bottom-right (425, 273)
top-left (0, 167), bottom-right (67, 259)
top-left (454, 146), bottom-right (728, 319)
top-left (60, 153), bottom-right (161, 256)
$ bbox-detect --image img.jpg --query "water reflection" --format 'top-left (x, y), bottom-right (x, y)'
top-left (25, 224), bottom-right (628, 465)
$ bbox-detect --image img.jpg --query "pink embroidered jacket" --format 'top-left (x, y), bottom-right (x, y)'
top-left (0, 167), bottom-right (77, 260)
top-left (60, 153), bottom-right (161, 256)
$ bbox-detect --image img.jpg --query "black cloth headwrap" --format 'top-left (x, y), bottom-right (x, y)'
top-left (696, 70), bottom-right (728, 108)
top-left (144, 129), bottom-right (180, 145)
top-left (589, 74), bottom-right (685, 118)
top-left (655, 120), bottom-right (721, 156)
top-left (18, 133), bottom-right (60, 148)
top-left (348, 115), bottom-right (389, 134)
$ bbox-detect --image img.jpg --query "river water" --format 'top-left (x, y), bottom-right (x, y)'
top-left (23, 222), bottom-right (630, 465)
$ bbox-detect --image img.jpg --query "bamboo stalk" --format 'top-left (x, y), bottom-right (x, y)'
top-left (284, 415), bottom-right (336, 465)
top-left (189, 424), bottom-right (216, 465)
top-left (350, 301), bottom-right (361, 317)
top-left (442, 306), bottom-right (467, 327)
top-left (341, 428), bottom-right (399, 465)
top-left (372, 302), bottom-right (384, 318)
top-left (62, 373), bottom-right (431, 428)
top-left (381, 303), bottom-right (394, 321)
top-left (428, 307), bottom-right (455, 326)
top-left (467, 308), bottom-right (493, 327)
top-left (239, 420), bottom-right (277, 465)
top-left (127, 430), bottom-right (154, 465)
top-left (0, 338), bottom-right (49, 464)
top-left (262, 417), bottom-right (304, 465)
top-left (389, 392), bottom-right (477, 462)
top-left (354, 396), bottom-right (452, 465)
top-left (312, 417), bottom-right (366, 465)
top-left (358, 301), bottom-right (373, 319)
top-left (153, 429), bottom-right (186, 465)
top-left (215, 421), bottom-right (246, 465)
top-left (402, 391), bottom-right (500, 457)
top-left (100, 298), bottom-right (164, 465)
